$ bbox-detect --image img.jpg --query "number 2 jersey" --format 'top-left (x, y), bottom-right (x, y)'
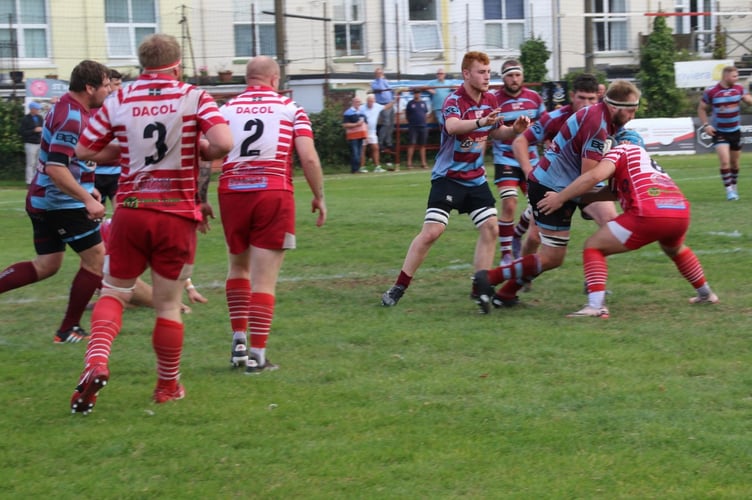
top-left (218, 85), bottom-right (314, 194)
top-left (78, 73), bottom-right (227, 221)
top-left (603, 144), bottom-right (689, 219)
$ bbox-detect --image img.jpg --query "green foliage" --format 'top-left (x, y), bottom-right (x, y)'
top-left (637, 15), bottom-right (688, 118)
top-left (519, 36), bottom-right (550, 83)
top-left (713, 23), bottom-right (727, 59)
top-left (309, 99), bottom-right (350, 170)
top-left (0, 97), bottom-right (25, 181)
top-left (563, 68), bottom-right (608, 89)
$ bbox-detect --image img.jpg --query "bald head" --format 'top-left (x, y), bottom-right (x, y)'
top-left (246, 56), bottom-right (280, 88)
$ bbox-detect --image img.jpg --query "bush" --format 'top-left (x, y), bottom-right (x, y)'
top-left (0, 97), bottom-right (25, 181)
top-left (519, 37), bottom-right (550, 83)
top-left (309, 99), bottom-right (350, 172)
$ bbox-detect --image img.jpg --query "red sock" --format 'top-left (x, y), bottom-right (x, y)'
top-left (225, 278), bottom-right (251, 333)
top-left (0, 261), bottom-right (39, 293)
top-left (498, 220), bottom-right (514, 257)
top-left (59, 267), bottom-right (102, 332)
top-left (671, 247), bottom-right (706, 288)
top-left (497, 279), bottom-right (523, 300)
top-left (153, 318), bottom-right (184, 390)
top-left (85, 296), bottom-right (124, 367)
top-left (488, 254), bottom-right (540, 284)
top-left (396, 270), bottom-right (412, 289)
top-left (249, 292), bottom-right (275, 349)
top-left (583, 248), bottom-right (607, 293)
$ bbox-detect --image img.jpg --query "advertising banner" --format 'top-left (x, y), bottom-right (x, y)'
top-left (694, 115), bottom-right (752, 153)
top-left (623, 117), bottom-right (696, 155)
top-left (674, 60), bottom-right (734, 89)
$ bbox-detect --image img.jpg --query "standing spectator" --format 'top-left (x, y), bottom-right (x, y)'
top-left (491, 59), bottom-right (545, 264)
top-left (536, 130), bottom-right (718, 317)
top-left (405, 89), bottom-right (429, 169)
top-left (472, 80), bottom-right (640, 313)
top-left (427, 67), bottom-right (454, 125)
top-left (19, 101), bottom-right (43, 185)
top-left (94, 69), bottom-right (124, 208)
top-left (70, 33), bottom-right (232, 414)
top-left (343, 96), bottom-right (368, 173)
top-left (698, 65), bottom-right (752, 201)
top-left (371, 67), bottom-right (395, 154)
top-left (0, 60), bottom-right (111, 343)
top-left (510, 73), bottom-right (600, 259)
top-left (381, 51), bottom-right (529, 308)
top-left (597, 83), bottom-right (607, 102)
top-left (219, 56), bottom-right (326, 373)
top-left (360, 94), bottom-right (391, 172)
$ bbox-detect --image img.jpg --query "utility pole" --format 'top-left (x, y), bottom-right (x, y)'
top-left (274, 0), bottom-right (287, 87)
top-left (584, 0), bottom-right (594, 72)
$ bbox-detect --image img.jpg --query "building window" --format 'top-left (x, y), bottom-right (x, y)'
top-left (233, 0), bottom-right (276, 58)
top-left (483, 0), bottom-right (525, 50)
top-left (0, 0), bottom-right (49, 60)
top-left (409, 0), bottom-right (442, 52)
top-left (105, 0), bottom-right (156, 58)
top-left (673, 0), bottom-right (714, 53)
top-left (333, 0), bottom-right (364, 57)
top-left (592, 0), bottom-right (628, 52)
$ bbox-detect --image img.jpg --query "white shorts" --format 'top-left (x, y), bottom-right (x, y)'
top-left (366, 132), bottom-right (378, 145)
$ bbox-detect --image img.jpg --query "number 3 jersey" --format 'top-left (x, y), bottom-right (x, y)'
top-left (218, 85), bottom-right (314, 194)
top-left (79, 73), bottom-right (226, 220)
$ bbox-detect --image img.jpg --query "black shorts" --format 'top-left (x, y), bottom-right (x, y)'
top-left (712, 129), bottom-right (742, 151)
top-left (29, 208), bottom-right (102, 255)
top-left (528, 180), bottom-right (577, 232)
top-left (493, 163), bottom-right (526, 187)
top-left (427, 177), bottom-right (496, 215)
top-left (95, 173), bottom-right (120, 204)
top-left (408, 126), bottom-right (428, 145)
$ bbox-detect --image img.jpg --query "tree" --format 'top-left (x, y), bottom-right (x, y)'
top-left (637, 15), bottom-right (688, 118)
top-left (712, 22), bottom-right (726, 59)
top-left (519, 37), bottom-right (550, 83)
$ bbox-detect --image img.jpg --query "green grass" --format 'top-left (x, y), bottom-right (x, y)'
top-left (1, 153), bottom-right (751, 498)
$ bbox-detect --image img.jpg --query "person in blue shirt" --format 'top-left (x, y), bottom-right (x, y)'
top-left (371, 67), bottom-right (395, 154)
top-left (405, 89), bottom-right (429, 169)
top-left (426, 67), bottom-right (454, 126)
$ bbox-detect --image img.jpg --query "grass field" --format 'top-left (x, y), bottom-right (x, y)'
top-left (1, 153), bottom-right (751, 498)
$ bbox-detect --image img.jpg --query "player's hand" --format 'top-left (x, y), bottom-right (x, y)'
top-left (536, 191), bottom-right (563, 215)
top-left (704, 124), bottom-right (716, 137)
top-left (483, 108), bottom-right (504, 127)
top-left (512, 115), bottom-right (531, 134)
top-left (197, 202), bottom-right (214, 234)
top-left (312, 198), bottom-right (327, 227)
top-left (86, 197), bottom-right (105, 221)
top-left (186, 286), bottom-right (208, 304)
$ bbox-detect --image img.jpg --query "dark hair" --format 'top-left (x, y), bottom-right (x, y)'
top-left (69, 60), bottom-right (109, 92)
top-left (572, 73), bottom-right (599, 94)
top-left (108, 68), bottom-right (123, 80)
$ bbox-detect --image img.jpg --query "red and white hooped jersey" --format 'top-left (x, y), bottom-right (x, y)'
top-left (218, 85), bottom-right (314, 194)
top-left (79, 73), bottom-right (226, 220)
top-left (604, 144), bottom-right (689, 218)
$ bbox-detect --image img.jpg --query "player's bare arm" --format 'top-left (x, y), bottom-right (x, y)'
top-left (538, 160), bottom-right (616, 214)
top-left (295, 135), bottom-right (327, 227)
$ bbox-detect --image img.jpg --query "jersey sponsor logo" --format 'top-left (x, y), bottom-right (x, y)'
top-left (55, 131), bottom-right (78, 145)
top-left (590, 138), bottom-right (606, 154)
top-left (132, 103), bottom-right (178, 117)
top-left (233, 105), bottom-right (275, 114)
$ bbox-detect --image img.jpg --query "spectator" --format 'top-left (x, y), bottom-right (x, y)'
top-left (343, 96), bottom-right (368, 173)
top-left (426, 67), bottom-right (453, 125)
top-left (70, 33), bottom-right (232, 414)
top-left (360, 94), bottom-right (391, 172)
top-left (371, 67), bottom-right (395, 155)
top-left (405, 89), bottom-right (429, 169)
top-left (19, 101), bottom-right (43, 185)
top-left (0, 60), bottom-right (111, 343)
